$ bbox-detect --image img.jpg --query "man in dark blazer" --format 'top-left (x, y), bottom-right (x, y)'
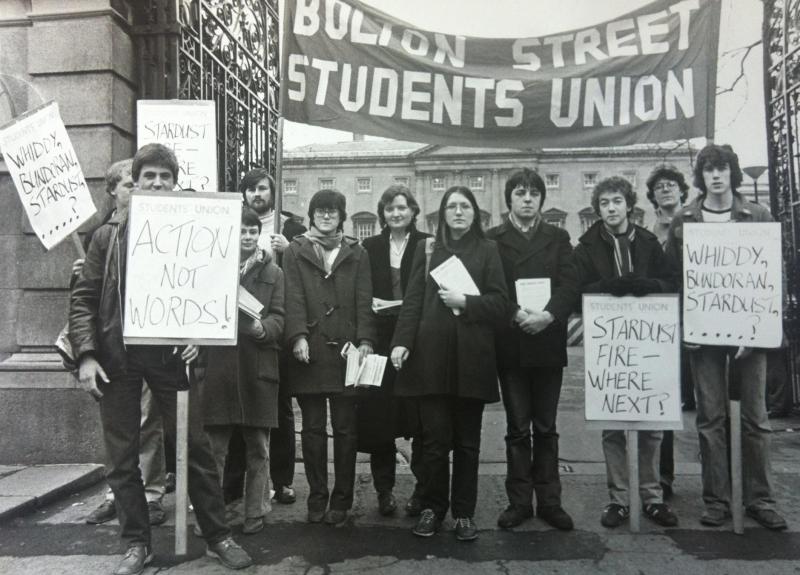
top-left (486, 168), bottom-right (575, 531)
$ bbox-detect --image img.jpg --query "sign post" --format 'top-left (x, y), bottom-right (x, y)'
top-left (583, 294), bottom-right (682, 533)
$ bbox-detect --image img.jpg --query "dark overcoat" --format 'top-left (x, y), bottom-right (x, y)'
top-left (391, 232), bottom-right (508, 403)
top-left (283, 235), bottom-right (376, 395)
top-left (486, 220), bottom-right (574, 369)
top-left (203, 255), bottom-right (285, 428)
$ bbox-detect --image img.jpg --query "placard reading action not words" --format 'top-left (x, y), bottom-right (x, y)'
top-left (683, 223), bottom-right (782, 348)
top-left (583, 295), bottom-right (681, 428)
top-left (137, 100), bottom-right (217, 192)
top-left (0, 102), bottom-right (96, 250)
top-left (123, 191), bottom-right (242, 346)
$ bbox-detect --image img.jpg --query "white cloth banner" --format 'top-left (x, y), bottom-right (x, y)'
top-left (682, 222), bottom-right (782, 348)
top-left (583, 294), bottom-right (681, 427)
top-left (0, 102), bottom-right (96, 250)
top-left (137, 100), bottom-right (217, 192)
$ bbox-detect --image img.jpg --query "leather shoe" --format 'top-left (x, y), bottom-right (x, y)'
top-left (538, 505), bottom-right (574, 531)
top-left (405, 494), bottom-right (423, 517)
top-left (643, 503), bottom-right (678, 527)
top-left (86, 500), bottom-right (116, 524)
top-left (746, 507), bottom-right (787, 531)
top-left (378, 491), bottom-right (397, 516)
top-left (454, 516), bottom-right (478, 541)
top-left (308, 508), bottom-right (325, 523)
top-left (412, 509), bottom-right (441, 537)
top-left (272, 485), bottom-right (296, 505)
top-left (147, 501), bottom-right (166, 526)
top-left (497, 505), bottom-right (533, 529)
top-left (206, 537), bottom-right (253, 570)
top-left (601, 503), bottom-right (629, 528)
top-left (700, 507), bottom-right (730, 527)
top-left (112, 545), bottom-right (153, 575)
top-left (324, 509), bottom-right (348, 526)
top-left (242, 516), bottom-right (264, 534)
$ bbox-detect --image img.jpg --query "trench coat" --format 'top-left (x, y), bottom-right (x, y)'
top-left (391, 231), bottom-right (508, 403)
top-left (203, 253), bottom-right (285, 428)
top-left (283, 235), bottom-right (377, 395)
top-left (486, 220), bottom-right (574, 369)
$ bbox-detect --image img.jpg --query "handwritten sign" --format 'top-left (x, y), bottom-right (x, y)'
top-left (123, 191), bottom-right (241, 345)
top-left (0, 102), bottom-right (96, 249)
top-left (137, 100), bottom-right (217, 192)
top-left (683, 223), bottom-right (782, 348)
top-left (583, 295), bottom-right (681, 428)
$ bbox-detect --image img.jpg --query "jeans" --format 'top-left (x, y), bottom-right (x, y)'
top-left (98, 346), bottom-right (229, 547)
top-left (104, 383), bottom-right (165, 504)
top-left (296, 394), bottom-right (358, 512)
top-left (418, 396), bottom-right (484, 520)
top-left (603, 429), bottom-right (663, 506)
top-left (499, 367), bottom-right (564, 509)
top-left (692, 347), bottom-right (775, 511)
top-left (270, 380), bottom-right (296, 490)
top-left (207, 425), bottom-right (271, 519)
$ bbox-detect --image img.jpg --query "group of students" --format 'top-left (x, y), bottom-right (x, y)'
top-left (69, 142), bottom-right (785, 575)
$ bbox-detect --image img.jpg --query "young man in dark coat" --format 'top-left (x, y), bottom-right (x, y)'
top-left (486, 168), bottom-right (575, 531)
top-left (69, 144), bottom-right (252, 574)
top-left (553, 176), bottom-right (678, 530)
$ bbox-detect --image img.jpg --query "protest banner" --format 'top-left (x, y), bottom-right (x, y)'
top-left (682, 222), bottom-right (782, 348)
top-left (137, 100), bottom-right (217, 192)
top-left (583, 294), bottom-right (682, 429)
top-left (123, 191), bottom-right (241, 345)
top-left (0, 102), bottom-right (96, 250)
top-left (282, 0), bottom-right (721, 148)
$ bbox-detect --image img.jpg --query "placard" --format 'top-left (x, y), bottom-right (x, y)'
top-left (137, 100), bottom-right (217, 192)
top-left (583, 294), bottom-right (682, 429)
top-left (683, 222), bottom-right (782, 348)
top-left (123, 191), bottom-right (241, 345)
top-left (0, 102), bottom-right (96, 249)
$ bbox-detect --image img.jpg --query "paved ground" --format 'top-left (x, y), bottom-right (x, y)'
top-left (2, 349), bottom-right (800, 574)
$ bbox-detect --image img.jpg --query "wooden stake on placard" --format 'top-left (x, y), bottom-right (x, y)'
top-left (174, 386), bottom-right (189, 555)
top-left (728, 354), bottom-right (744, 535)
top-left (627, 430), bottom-right (640, 533)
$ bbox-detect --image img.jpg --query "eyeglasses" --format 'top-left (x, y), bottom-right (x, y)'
top-left (445, 202), bottom-right (474, 212)
top-left (313, 208), bottom-right (339, 218)
top-left (654, 182), bottom-right (679, 191)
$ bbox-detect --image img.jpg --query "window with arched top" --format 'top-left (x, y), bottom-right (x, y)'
top-left (579, 207), bottom-right (599, 233)
top-left (351, 211), bottom-right (377, 241)
top-left (542, 207), bottom-right (567, 228)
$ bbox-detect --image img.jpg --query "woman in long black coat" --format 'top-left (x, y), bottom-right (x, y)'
top-left (283, 189), bottom-right (376, 526)
top-left (391, 186), bottom-right (508, 541)
top-left (360, 185), bottom-right (431, 517)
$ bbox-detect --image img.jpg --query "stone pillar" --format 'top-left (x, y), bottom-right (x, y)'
top-left (414, 171), bottom-right (426, 231)
top-left (0, 0), bottom-right (136, 463)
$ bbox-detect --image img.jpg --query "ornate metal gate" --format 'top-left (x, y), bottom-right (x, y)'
top-left (764, 0), bottom-right (800, 397)
top-left (133, 0), bottom-right (281, 191)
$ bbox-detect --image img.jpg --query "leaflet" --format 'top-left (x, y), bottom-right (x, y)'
top-left (515, 278), bottom-right (551, 312)
top-left (429, 256), bottom-right (480, 316)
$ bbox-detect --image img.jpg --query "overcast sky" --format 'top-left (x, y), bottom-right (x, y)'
top-left (282, 0), bottom-right (768, 169)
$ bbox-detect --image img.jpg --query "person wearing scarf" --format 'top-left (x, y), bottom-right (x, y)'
top-left (283, 189), bottom-right (376, 526)
top-left (553, 176), bottom-right (677, 529)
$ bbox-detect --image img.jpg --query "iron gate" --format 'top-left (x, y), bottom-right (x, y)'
top-left (764, 0), bottom-right (800, 398)
top-left (133, 0), bottom-right (280, 191)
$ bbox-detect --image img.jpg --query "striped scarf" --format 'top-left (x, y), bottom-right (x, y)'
top-left (600, 225), bottom-right (636, 277)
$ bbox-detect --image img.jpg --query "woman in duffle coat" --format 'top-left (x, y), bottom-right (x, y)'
top-left (203, 207), bottom-right (285, 535)
top-left (283, 189), bottom-right (376, 525)
top-left (391, 186), bottom-right (508, 541)
top-left (359, 184), bottom-right (431, 517)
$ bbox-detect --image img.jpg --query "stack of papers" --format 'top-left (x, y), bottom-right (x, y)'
top-left (341, 342), bottom-right (388, 387)
top-left (429, 256), bottom-right (480, 316)
top-left (238, 285), bottom-right (264, 320)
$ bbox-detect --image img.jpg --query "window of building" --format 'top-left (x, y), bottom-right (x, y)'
top-left (356, 177), bottom-right (372, 194)
top-left (468, 175), bottom-right (484, 191)
top-left (283, 179), bottom-right (297, 195)
top-left (632, 206), bottom-right (645, 227)
top-left (579, 206), bottom-right (599, 233)
top-left (542, 207), bottom-right (567, 228)
top-left (583, 172), bottom-right (598, 189)
top-left (351, 212), bottom-right (377, 241)
top-left (545, 174), bottom-right (560, 190)
top-left (431, 175), bottom-right (446, 191)
top-left (394, 176), bottom-right (410, 187)
top-left (623, 171), bottom-right (637, 188)
top-left (319, 177), bottom-right (335, 190)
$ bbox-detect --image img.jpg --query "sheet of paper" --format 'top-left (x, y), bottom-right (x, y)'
top-left (515, 278), bottom-right (551, 312)
top-left (372, 298), bottom-right (402, 313)
top-left (429, 256), bottom-right (480, 316)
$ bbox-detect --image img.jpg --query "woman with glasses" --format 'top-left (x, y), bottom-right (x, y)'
top-left (360, 185), bottom-right (431, 518)
top-left (283, 189), bottom-right (376, 526)
top-left (391, 186), bottom-right (508, 541)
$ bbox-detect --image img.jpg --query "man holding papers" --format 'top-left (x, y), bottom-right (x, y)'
top-left (486, 168), bottom-right (575, 531)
